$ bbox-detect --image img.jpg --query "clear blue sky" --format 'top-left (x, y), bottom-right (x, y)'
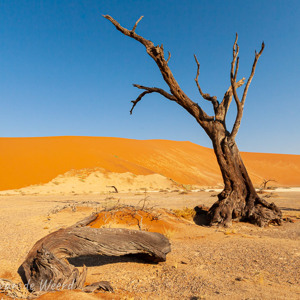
top-left (0, 0), bottom-right (299, 154)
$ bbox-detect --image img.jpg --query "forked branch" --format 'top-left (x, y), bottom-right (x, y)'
top-left (104, 14), bottom-right (214, 127)
top-left (241, 42), bottom-right (265, 107)
top-left (230, 36), bottom-right (265, 139)
top-left (166, 51), bottom-right (171, 63)
top-left (230, 33), bottom-right (241, 105)
top-left (130, 84), bottom-right (177, 114)
top-left (220, 78), bottom-right (245, 117)
top-left (194, 54), bottom-right (219, 111)
top-left (103, 15), bottom-right (154, 49)
top-left (130, 91), bottom-right (152, 115)
top-left (132, 16), bottom-right (144, 32)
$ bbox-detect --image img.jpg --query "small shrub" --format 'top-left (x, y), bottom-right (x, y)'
top-left (172, 207), bottom-right (196, 220)
top-left (179, 191), bottom-right (188, 195)
top-left (182, 184), bottom-right (193, 191)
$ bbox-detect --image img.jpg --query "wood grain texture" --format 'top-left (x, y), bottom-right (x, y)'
top-left (19, 214), bottom-right (171, 293)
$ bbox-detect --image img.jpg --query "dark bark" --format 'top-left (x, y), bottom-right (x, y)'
top-left (19, 214), bottom-right (171, 293)
top-left (103, 15), bottom-right (282, 227)
top-left (106, 185), bottom-right (118, 193)
top-left (207, 122), bottom-right (282, 227)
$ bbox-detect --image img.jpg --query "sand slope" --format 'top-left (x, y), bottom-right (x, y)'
top-left (0, 136), bottom-right (299, 191)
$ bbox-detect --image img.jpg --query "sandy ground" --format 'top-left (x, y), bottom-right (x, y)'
top-left (0, 190), bottom-right (299, 299)
top-left (0, 138), bottom-right (299, 299)
top-left (1, 168), bottom-right (299, 197)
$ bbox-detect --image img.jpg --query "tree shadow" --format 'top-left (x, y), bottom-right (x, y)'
top-left (68, 253), bottom-right (158, 267)
top-left (193, 205), bottom-right (210, 226)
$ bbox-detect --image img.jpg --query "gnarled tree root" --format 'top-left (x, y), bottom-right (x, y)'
top-left (13, 213), bottom-right (171, 297)
top-left (205, 193), bottom-right (282, 227)
top-left (246, 197), bottom-right (282, 227)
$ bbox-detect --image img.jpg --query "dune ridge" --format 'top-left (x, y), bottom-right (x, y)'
top-left (0, 136), bottom-right (299, 191)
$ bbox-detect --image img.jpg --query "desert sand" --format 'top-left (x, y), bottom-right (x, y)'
top-left (0, 191), bottom-right (299, 299)
top-left (1, 137), bottom-right (300, 192)
top-left (0, 136), bottom-right (299, 299)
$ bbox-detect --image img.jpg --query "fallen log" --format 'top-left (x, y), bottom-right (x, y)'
top-left (18, 213), bottom-right (171, 294)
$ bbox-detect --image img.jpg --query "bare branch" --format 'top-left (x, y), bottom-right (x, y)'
top-left (132, 16), bottom-right (144, 32)
top-left (130, 91), bottom-right (152, 115)
top-left (194, 54), bottom-right (219, 110)
top-left (231, 34), bottom-right (239, 77)
top-left (230, 100), bottom-right (242, 140)
top-left (228, 33), bottom-right (243, 139)
top-left (104, 14), bottom-right (214, 126)
top-left (230, 42), bottom-right (265, 139)
top-left (221, 78), bottom-right (245, 103)
top-left (219, 78), bottom-right (245, 121)
top-left (130, 84), bottom-right (177, 114)
top-left (134, 84), bottom-right (177, 101)
top-left (241, 42), bottom-right (265, 107)
top-left (230, 33), bottom-right (241, 104)
top-left (234, 57), bottom-right (239, 81)
top-left (103, 14), bottom-right (154, 49)
top-left (166, 51), bottom-right (171, 63)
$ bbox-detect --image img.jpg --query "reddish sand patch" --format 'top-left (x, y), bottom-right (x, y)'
top-left (89, 208), bottom-right (185, 235)
top-left (0, 136), bottom-right (299, 191)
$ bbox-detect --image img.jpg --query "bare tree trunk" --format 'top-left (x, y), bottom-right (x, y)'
top-left (207, 123), bottom-right (282, 227)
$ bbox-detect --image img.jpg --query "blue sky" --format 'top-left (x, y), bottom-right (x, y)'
top-left (0, 0), bottom-right (299, 154)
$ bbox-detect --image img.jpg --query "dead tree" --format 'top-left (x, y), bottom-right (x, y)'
top-left (19, 214), bottom-right (171, 294)
top-left (103, 15), bottom-right (282, 227)
top-left (260, 179), bottom-right (276, 190)
top-left (106, 185), bottom-right (119, 193)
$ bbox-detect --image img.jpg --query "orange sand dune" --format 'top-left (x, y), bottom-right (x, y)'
top-left (0, 136), bottom-right (299, 191)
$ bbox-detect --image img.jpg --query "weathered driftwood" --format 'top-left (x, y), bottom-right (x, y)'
top-left (19, 214), bottom-right (171, 294)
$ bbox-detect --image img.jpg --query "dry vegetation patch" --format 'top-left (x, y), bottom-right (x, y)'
top-left (88, 205), bottom-right (190, 237)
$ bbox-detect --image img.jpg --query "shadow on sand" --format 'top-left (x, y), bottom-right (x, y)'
top-left (67, 253), bottom-right (157, 268)
top-left (193, 205), bottom-right (210, 226)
